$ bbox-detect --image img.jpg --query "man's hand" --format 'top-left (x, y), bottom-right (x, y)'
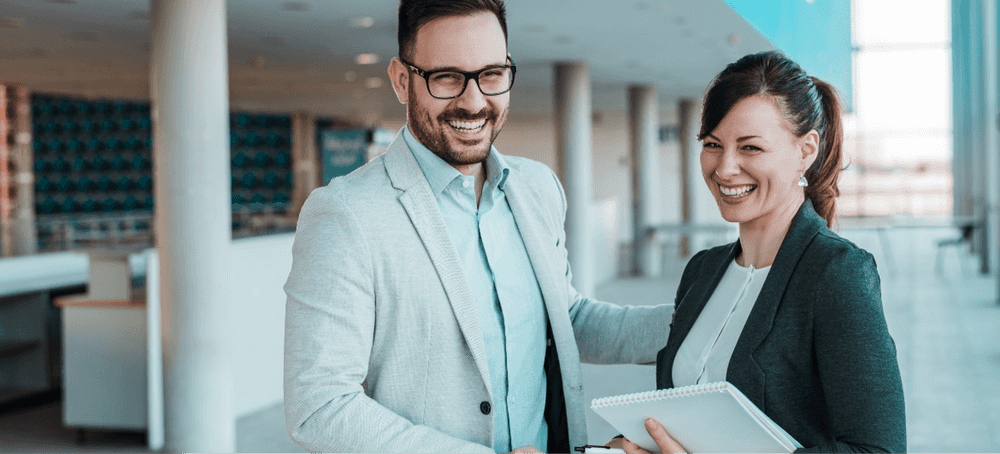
top-left (619, 418), bottom-right (687, 454)
top-left (509, 445), bottom-right (543, 453)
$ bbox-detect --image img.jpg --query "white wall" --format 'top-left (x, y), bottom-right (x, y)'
top-left (227, 233), bottom-right (296, 418)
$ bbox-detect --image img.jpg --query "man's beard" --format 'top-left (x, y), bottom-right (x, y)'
top-left (407, 78), bottom-right (507, 166)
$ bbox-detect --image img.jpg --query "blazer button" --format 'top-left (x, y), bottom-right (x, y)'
top-left (480, 401), bottom-right (492, 415)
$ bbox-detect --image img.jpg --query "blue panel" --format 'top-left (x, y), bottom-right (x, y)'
top-left (321, 129), bottom-right (367, 185)
top-left (725, 0), bottom-right (854, 111)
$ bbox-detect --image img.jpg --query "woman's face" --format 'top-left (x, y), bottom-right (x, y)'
top-left (700, 95), bottom-right (818, 227)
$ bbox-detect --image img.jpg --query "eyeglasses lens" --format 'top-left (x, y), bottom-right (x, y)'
top-left (427, 68), bottom-right (513, 98)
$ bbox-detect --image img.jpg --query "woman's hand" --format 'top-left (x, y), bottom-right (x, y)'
top-left (604, 436), bottom-right (626, 450)
top-left (619, 418), bottom-right (687, 454)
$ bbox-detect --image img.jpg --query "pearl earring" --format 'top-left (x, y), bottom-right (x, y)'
top-left (798, 174), bottom-right (808, 187)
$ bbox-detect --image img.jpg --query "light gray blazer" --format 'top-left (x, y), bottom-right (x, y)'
top-left (283, 131), bottom-right (672, 453)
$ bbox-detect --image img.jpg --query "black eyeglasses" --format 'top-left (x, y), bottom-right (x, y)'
top-left (399, 56), bottom-right (516, 99)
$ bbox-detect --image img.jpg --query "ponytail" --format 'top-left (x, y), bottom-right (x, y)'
top-left (805, 78), bottom-right (844, 228)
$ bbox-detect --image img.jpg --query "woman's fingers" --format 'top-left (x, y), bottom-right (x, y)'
top-left (645, 418), bottom-right (687, 454)
top-left (621, 436), bottom-right (651, 454)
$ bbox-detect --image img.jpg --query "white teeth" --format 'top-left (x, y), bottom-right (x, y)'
top-left (447, 119), bottom-right (486, 131)
top-left (719, 184), bottom-right (756, 197)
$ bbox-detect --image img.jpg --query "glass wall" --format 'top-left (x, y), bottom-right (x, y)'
top-left (839, 0), bottom-right (952, 217)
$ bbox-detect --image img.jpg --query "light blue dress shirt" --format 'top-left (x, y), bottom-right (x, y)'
top-left (403, 126), bottom-right (548, 453)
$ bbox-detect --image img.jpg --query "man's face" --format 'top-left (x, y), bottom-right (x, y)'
top-left (393, 12), bottom-right (510, 167)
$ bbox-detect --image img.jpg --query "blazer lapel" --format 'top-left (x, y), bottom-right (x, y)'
top-left (727, 200), bottom-right (825, 407)
top-left (657, 241), bottom-right (738, 389)
top-left (383, 133), bottom-right (492, 397)
top-left (503, 173), bottom-right (580, 365)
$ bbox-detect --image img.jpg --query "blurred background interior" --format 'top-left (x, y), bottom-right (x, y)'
top-left (0, 0), bottom-right (998, 452)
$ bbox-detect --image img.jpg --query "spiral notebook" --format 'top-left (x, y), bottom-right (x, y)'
top-left (590, 382), bottom-right (801, 453)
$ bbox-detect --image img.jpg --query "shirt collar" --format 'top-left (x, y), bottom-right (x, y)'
top-left (403, 124), bottom-right (510, 196)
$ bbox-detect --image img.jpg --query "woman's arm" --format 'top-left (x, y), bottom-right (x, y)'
top-left (803, 247), bottom-right (906, 453)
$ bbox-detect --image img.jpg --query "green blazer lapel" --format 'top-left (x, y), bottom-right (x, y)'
top-left (383, 135), bottom-right (492, 398)
top-left (657, 241), bottom-right (738, 389)
top-left (727, 200), bottom-right (826, 407)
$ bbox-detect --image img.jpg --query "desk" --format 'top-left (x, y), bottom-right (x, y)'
top-left (56, 296), bottom-right (148, 431)
top-left (51, 248), bottom-right (163, 451)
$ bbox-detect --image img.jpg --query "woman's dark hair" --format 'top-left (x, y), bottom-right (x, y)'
top-left (397, 0), bottom-right (508, 61)
top-left (699, 51), bottom-right (844, 227)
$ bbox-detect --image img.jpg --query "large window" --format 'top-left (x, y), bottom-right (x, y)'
top-left (838, 0), bottom-right (952, 217)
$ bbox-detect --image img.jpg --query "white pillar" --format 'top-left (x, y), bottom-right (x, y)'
top-left (984, 0), bottom-right (1000, 277)
top-left (554, 62), bottom-right (594, 296)
top-left (151, 0), bottom-right (234, 451)
top-left (677, 99), bottom-right (698, 257)
top-left (628, 85), bottom-right (660, 276)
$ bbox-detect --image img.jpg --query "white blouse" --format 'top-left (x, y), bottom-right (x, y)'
top-left (672, 259), bottom-right (771, 386)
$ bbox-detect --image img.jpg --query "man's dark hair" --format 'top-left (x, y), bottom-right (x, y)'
top-left (397, 0), bottom-right (508, 61)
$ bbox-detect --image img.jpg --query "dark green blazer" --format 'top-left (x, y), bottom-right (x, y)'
top-left (656, 201), bottom-right (906, 453)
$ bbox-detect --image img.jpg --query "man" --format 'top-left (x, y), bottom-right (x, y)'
top-left (283, 0), bottom-right (671, 452)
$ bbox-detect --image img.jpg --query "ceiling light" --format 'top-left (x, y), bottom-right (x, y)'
top-left (0, 17), bottom-right (25, 28)
top-left (355, 53), bottom-right (379, 65)
top-left (365, 77), bottom-right (384, 89)
top-left (345, 71), bottom-right (357, 82)
top-left (283, 2), bottom-right (310, 11)
top-left (350, 17), bottom-right (374, 28)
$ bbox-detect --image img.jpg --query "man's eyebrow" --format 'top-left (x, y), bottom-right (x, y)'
top-left (427, 61), bottom-right (509, 72)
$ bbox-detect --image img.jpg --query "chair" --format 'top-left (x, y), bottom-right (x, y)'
top-left (116, 175), bottom-right (134, 191)
top-left (935, 223), bottom-right (976, 276)
top-left (249, 193), bottom-right (267, 211)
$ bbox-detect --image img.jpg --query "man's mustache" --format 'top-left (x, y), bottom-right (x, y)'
top-left (438, 107), bottom-right (495, 122)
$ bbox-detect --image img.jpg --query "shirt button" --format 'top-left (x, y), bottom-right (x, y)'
top-left (480, 401), bottom-right (491, 415)
top-left (462, 180), bottom-right (471, 188)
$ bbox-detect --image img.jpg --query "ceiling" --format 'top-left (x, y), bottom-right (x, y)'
top-left (0, 0), bottom-right (774, 123)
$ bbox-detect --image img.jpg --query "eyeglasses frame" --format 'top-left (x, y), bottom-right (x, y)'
top-left (398, 56), bottom-right (517, 100)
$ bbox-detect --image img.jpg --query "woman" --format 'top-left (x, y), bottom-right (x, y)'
top-left (613, 51), bottom-right (906, 453)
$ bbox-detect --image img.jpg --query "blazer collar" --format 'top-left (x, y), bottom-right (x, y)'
top-left (383, 130), bottom-right (494, 397)
top-left (727, 200), bottom-right (826, 405)
top-left (664, 201), bottom-right (825, 404)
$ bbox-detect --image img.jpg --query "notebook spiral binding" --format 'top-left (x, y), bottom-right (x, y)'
top-left (591, 382), bottom-right (731, 408)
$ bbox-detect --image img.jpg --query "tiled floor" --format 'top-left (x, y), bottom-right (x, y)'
top-left (1, 226), bottom-right (998, 452)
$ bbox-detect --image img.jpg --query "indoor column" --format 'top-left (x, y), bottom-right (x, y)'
top-left (677, 98), bottom-right (698, 257)
top-left (151, 0), bottom-right (234, 451)
top-left (628, 85), bottom-right (660, 276)
top-left (554, 62), bottom-right (594, 296)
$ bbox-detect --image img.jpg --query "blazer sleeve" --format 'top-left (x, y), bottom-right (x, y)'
top-left (283, 187), bottom-right (492, 453)
top-left (801, 248), bottom-right (906, 453)
top-left (542, 169), bottom-right (673, 365)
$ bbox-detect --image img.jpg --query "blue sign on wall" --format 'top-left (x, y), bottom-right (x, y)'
top-left (321, 129), bottom-right (367, 185)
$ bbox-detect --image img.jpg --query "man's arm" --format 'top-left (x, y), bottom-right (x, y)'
top-left (543, 169), bottom-right (673, 365)
top-left (283, 187), bottom-right (492, 453)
